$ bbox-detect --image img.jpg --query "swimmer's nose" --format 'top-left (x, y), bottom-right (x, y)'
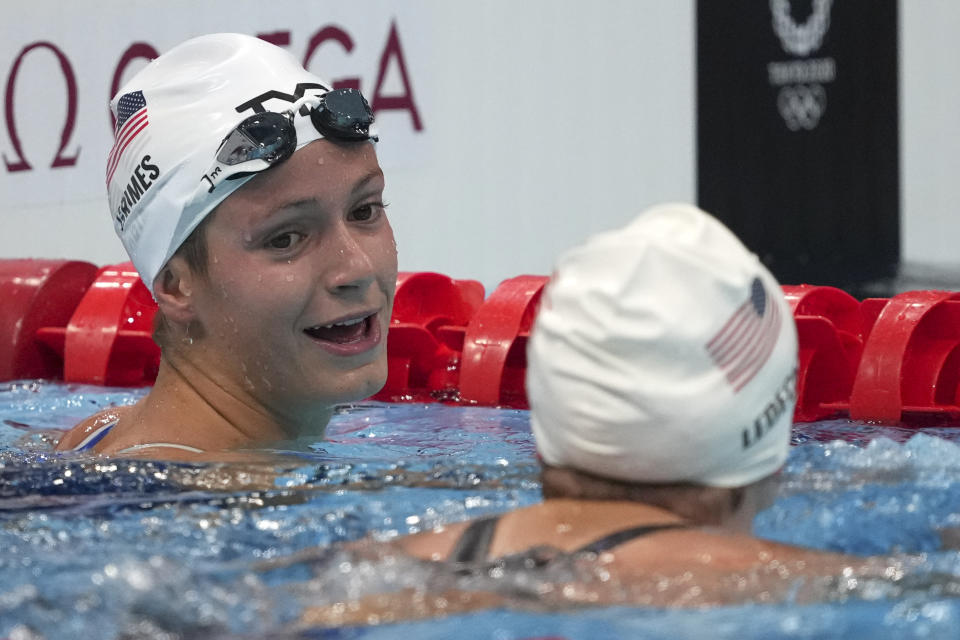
top-left (322, 222), bottom-right (376, 294)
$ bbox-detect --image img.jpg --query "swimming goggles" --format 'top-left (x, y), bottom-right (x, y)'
top-left (200, 88), bottom-right (377, 193)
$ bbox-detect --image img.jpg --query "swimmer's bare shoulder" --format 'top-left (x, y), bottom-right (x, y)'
top-left (55, 405), bottom-right (134, 452)
top-left (611, 527), bottom-right (850, 576)
top-left (296, 530), bottom-right (858, 625)
top-left (55, 406), bottom-right (268, 462)
top-left (381, 504), bottom-right (857, 600)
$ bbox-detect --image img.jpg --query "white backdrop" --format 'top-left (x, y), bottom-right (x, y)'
top-left (900, 0), bottom-right (960, 270)
top-left (2, 1), bottom-right (957, 289)
top-left (0, 0), bottom-right (694, 291)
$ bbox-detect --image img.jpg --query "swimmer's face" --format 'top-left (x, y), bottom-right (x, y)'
top-left (185, 139), bottom-right (397, 420)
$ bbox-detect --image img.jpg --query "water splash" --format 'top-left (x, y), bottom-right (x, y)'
top-left (0, 384), bottom-right (959, 638)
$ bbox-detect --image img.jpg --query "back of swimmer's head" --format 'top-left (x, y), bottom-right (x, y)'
top-left (104, 33), bottom-right (374, 294)
top-left (526, 203), bottom-right (798, 489)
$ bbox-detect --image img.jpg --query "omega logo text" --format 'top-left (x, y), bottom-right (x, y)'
top-left (2, 21), bottom-right (424, 177)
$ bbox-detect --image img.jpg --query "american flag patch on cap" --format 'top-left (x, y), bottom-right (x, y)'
top-left (106, 90), bottom-right (149, 185)
top-left (705, 277), bottom-right (782, 393)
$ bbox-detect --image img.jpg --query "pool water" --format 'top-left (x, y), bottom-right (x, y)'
top-left (1, 381), bottom-right (960, 639)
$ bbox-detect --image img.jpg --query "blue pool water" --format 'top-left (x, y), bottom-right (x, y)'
top-left (1, 381), bottom-right (960, 638)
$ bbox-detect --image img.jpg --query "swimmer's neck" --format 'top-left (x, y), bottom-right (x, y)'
top-left (540, 465), bottom-right (759, 530)
top-left (122, 357), bottom-right (333, 452)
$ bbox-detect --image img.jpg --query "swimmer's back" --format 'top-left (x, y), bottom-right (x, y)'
top-left (392, 499), bottom-right (843, 576)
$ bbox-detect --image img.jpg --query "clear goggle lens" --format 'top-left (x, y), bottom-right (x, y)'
top-left (216, 111), bottom-right (295, 166)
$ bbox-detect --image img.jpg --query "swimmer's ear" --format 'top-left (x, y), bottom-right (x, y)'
top-left (152, 256), bottom-right (198, 323)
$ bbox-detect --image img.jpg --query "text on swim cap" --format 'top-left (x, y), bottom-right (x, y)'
top-left (115, 155), bottom-right (160, 231)
top-left (741, 368), bottom-right (797, 450)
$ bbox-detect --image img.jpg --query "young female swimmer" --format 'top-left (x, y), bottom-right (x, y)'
top-left (56, 34), bottom-right (397, 458)
top-left (391, 203), bottom-right (807, 575)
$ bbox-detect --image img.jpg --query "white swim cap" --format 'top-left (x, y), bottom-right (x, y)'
top-left (527, 203), bottom-right (798, 488)
top-left (106, 33), bottom-right (346, 293)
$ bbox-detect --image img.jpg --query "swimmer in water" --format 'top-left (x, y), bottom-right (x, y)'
top-left (390, 204), bottom-right (808, 573)
top-left (56, 34), bottom-right (397, 458)
top-left (299, 204), bottom-right (868, 624)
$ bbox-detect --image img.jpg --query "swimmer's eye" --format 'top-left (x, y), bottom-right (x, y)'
top-left (350, 201), bottom-right (388, 223)
top-left (265, 231), bottom-right (306, 250)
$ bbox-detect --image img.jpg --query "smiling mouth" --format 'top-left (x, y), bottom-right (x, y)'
top-left (303, 313), bottom-right (377, 346)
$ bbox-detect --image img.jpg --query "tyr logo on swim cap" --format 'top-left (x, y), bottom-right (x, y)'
top-left (526, 203), bottom-right (798, 488)
top-left (105, 33), bottom-right (375, 295)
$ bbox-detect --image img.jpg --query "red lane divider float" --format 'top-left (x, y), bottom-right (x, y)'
top-left (26, 262), bottom-right (160, 386)
top-left (3, 257), bottom-right (960, 426)
top-left (782, 285), bottom-right (865, 422)
top-left (844, 291), bottom-right (960, 423)
top-left (458, 275), bottom-right (548, 409)
top-left (56, 262), bottom-right (160, 386)
top-left (0, 259), bottom-right (98, 381)
top-left (372, 272), bottom-right (484, 402)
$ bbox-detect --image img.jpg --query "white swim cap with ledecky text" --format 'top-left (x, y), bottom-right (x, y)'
top-left (526, 203), bottom-right (798, 488)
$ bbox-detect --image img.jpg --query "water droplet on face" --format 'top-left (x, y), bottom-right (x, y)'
top-left (317, 156), bottom-right (325, 165)
top-left (286, 274), bottom-right (295, 282)
top-left (257, 273), bottom-right (263, 283)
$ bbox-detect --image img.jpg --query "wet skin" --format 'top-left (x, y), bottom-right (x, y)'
top-left (56, 139), bottom-right (398, 456)
top-left (182, 138), bottom-right (397, 418)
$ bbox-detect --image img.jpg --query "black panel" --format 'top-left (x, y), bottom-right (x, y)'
top-left (697, 0), bottom-right (899, 289)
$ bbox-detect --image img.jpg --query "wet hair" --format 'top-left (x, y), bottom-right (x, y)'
top-left (539, 465), bottom-right (746, 526)
top-left (177, 218), bottom-right (211, 277)
top-left (152, 219), bottom-right (210, 349)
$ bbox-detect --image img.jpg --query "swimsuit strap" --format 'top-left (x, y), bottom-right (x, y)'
top-left (574, 522), bottom-right (689, 555)
top-left (72, 419), bottom-right (119, 451)
top-left (115, 443), bottom-right (205, 454)
top-left (448, 517), bottom-right (688, 565)
top-left (447, 515), bottom-right (501, 565)
top-left (70, 421), bottom-right (204, 455)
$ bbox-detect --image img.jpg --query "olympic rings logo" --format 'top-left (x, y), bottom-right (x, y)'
top-left (777, 83), bottom-right (826, 131)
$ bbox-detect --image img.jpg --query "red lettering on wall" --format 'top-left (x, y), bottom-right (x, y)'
top-left (2, 23), bottom-right (423, 179)
top-left (257, 31), bottom-right (291, 47)
top-left (110, 43), bottom-right (159, 130)
top-left (3, 42), bottom-right (81, 172)
top-left (303, 26), bottom-right (361, 92)
top-left (371, 21), bottom-right (423, 131)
